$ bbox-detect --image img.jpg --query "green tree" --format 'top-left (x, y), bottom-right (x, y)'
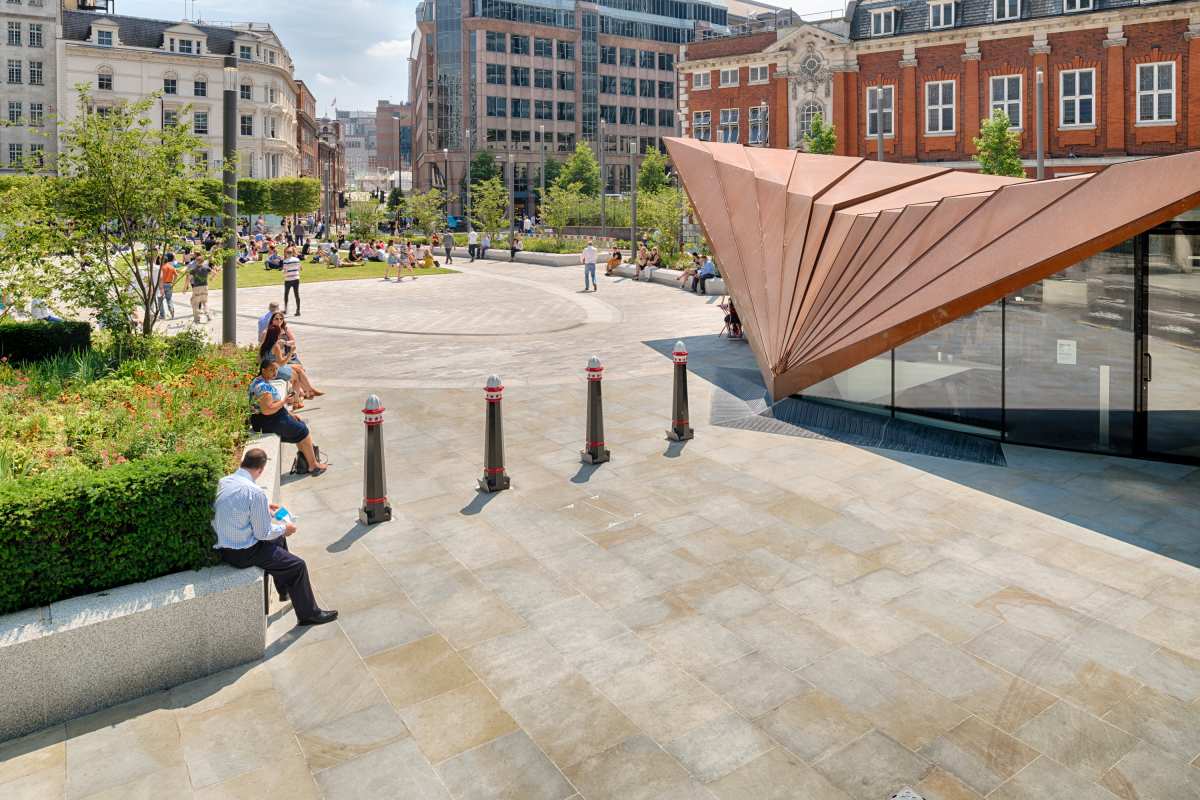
top-left (0, 89), bottom-right (220, 338)
top-left (470, 175), bottom-right (508, 236)
top-left (555, 143), bottom-right (600, 197)
top-left (406, 187), bottom-right (446, 234)
top-left (637, 146), bottom-right (670, 194)
top-left (348, 200), bottom-right (387, 240)
top-left (386, 186), bottom-right (404, 212)
top-left (542, 158), bottom-right (563, 190)
top-left (237, 178), bottom-right (271, 217)
top-left (470, 151), bottom-right (500, 184)
top-left (540, 181), bottom-right (583, 245)
top-left (638, 187), bottom-right (691, 262)
top-left (973, 109), bottom-right (1025, 177)
top-left (803, 114), bottom-right (838, 155)
top-left (268, 177), bottom-right (321, 219)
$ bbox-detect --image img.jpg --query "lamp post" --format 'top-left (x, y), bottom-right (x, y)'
top-left (506, 152), bottom-right (515, 243)
top-left (629, 139), bottom-right (638, 249)
top-left (875, 89), bottom-right (885, 162)
top-left (221, 55), bottom-right (238, 345)
top-left (465, 128), bottom-right (473, 229)
top-left (1035, 68), bottom-right (1045, 180)
top-left (599, 119), bottom-right (607, 240)
top-left (391, 113), bottom-right (402, 191)
top-left (538, 124), bottom-right (545, 226)
top-left (443, 146), bottom-right (449, 225)
top-left (758, 101), bottom-right (768, 146)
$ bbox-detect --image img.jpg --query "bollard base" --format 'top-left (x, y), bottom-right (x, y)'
top-left (478, 474), bottom-right (511, 493)
top-left (666, 426), bottom-right (694, 442)
top-left (580, 448), bottom-right (611, 465)
top-left (359, 502), bottom-right (393, 525)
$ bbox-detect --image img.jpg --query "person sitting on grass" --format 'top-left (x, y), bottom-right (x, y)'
top-left (606, 249), bottom-right (623, 276)
top-left (346, 240), bottom-right (360, 263)
top-left (266, 246), bottom-right (283, 271)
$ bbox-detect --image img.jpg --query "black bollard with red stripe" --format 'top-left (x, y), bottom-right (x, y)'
top-left (666, 340), bottom-right (694, 442)
top-left (478, 374), bottom-right (511, 492)
top-left (359, 393), bottom-right (393, 524)
top-left (581, 355), bottom-right (611, 464)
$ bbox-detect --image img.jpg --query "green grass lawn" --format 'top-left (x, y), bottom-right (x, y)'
top-left (208, 258), bottom-right (455, 290)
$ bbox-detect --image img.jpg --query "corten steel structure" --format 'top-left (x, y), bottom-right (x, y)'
top-left (666, 138), bottom-right (1200, 404)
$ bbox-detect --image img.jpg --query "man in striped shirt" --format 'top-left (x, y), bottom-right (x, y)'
top-left (282, 246), bottom-right (302, 316)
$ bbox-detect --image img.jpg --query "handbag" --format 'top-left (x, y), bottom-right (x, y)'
top-left (290, 444), bottom-right (321, 475)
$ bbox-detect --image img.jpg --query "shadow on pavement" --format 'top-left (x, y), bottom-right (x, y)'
top-left (327, 521), bottom-right (372, 553)
top-left (461, 491), bottom-right (498, 515)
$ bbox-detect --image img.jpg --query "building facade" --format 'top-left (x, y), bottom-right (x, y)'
top-left (376, 99), bottom-right (412, 175)
top-left (317, 117), bottom-right (346, 224)
top-left (295, 78), bottom-right (318, 178)
top-left (0, 0), bottom-right (59, 171)
top-left (336, 108), bottom-right (377, 184)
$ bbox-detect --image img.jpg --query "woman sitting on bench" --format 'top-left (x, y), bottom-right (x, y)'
top-left (248, 359), bottom-right (328, 477)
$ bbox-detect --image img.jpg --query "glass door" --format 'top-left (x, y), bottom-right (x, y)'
top-left (1140, 228), bottom-right (1200, 462)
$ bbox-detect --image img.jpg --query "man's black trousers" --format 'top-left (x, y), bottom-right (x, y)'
top-left (218, 538), bottom-right (318, 620)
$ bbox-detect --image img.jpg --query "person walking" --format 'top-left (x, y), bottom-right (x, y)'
top-left (443, 229), bottom-right (454, 264)
top-left (186, 254), bottom-right (215, 324)
top-left (581, 239), bottom-right (598, 292)
top-left (468, 229), bottom-right (479, 261)
top-left (282, 246), bottom-right (302, 316)
top-left (157, 253), bottom-right (178, 320)
top-left (384, 243), bottom-right (400, 281)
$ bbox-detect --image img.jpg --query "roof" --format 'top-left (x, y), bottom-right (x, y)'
top-left (61, 10), bottom-right (266, 55)
top-left (849, 0), bottom-right (1153, 39)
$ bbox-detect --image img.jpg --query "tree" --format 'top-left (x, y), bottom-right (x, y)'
top-left (638, 187), bottom-right (691, 262)
top-left (348, 200), bottom-right (387, 240)
top-left (470, 151), bottom-right (500, 184)
top-left (386, 186), bottom-right (404, 212)
top-left (803, 114), bottom-right (838, 155)
top-left (269, 177), bottom-right (321, 219)
top-left (470, 175), bottom-right (508, 235)
top-left (237, 178), bottom-right (271, 217)
top-left (973, 109), bottom-right (1025, 177)
top-left (542, 158), bottom-right (563, 190)
top-left (539, 181), bottom-right (583, 244)
top-left (638, 146), bottom-right (670, 194)
top-left (406, 187), bottom-right (445, 234)
top-left (0, 89), bottom-right (220, 338)
top-left (555, 142), bottom-right (600, 197)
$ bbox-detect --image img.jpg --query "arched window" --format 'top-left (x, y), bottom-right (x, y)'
top-left (798, 101), bottom-right (823, 139)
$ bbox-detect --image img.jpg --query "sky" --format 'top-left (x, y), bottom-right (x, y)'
top-left (115, 0), bottom-right (842, 113)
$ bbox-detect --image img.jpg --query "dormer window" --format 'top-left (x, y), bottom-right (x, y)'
top-left (239, 44), bottom-right (252, 61)
top-left (929, 0), bottom-right (954, 28)
top-left (97, 29), bottom-right (113, 47)
top-left (1063, 0), bottom-right (1092, 11)
top-left (871, 8), bottom-right (898, 36)
top-left (995, 0), bottom-right (1019, 20)
top-left (178, 39), bottom-right (194, 54)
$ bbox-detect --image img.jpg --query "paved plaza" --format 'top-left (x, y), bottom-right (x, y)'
top-left (3, 259), bottom-right (1200, 799)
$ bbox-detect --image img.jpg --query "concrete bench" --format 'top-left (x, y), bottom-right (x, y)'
top-left (609, 263), bottom-right (727, 296)
top-left (245, 433), bottom-right (282, 614)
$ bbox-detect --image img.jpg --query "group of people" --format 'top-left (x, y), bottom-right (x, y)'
top-left (679, 251), bottom-right (719, 295)
top-left (153, 249), bottom-right (221, 324)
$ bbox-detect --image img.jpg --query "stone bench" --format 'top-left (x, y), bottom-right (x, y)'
top-left (610, 263), bottom-right (727, 296)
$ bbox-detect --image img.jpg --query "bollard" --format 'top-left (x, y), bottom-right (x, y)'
top-left (581, 355), bottom-right (611, 464)
top-left (666, 340), bottom-right (694, 442)
top-left (359, 393), bottom-right (393, 524)
top-left (478, 374), bottom-right (511, 492)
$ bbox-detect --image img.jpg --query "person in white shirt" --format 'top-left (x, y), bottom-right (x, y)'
top-left (468, 229), bottom-right (479, 262)
top-left (580, 240), bottom-right (599, 292)
top-left (282, 246), bottom-right (302, 316)
top-left (523, 216), bottom-right (533, 235)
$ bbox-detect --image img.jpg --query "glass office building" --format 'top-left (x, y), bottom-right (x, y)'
top-left (802, 212), bottom-right (1200, 464)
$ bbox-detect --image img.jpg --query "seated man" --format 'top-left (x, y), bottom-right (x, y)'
top-left (265, 248), bottom-right (283, 270)
top-left (693, 255), bottom-right (717, 295)
top-left (211, 448), bottom-right (337, 626)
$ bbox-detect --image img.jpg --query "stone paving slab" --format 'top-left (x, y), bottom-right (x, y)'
top-left (3, 257), bottom-right (1199, 799)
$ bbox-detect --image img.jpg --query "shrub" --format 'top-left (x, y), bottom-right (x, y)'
top-left (522, 237), bottom-right (582, 254)
top-left (0, 450), bottom-right (224, 614)
top-left (0, 320), bottom-right (91, 363)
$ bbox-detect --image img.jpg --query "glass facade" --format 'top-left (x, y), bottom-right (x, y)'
top-left (799, 219), bottom-right (1200, 463)
top-left (581, 11), bottom-right (599, 142)
top-left (434, 0), bottom-right (463, 150)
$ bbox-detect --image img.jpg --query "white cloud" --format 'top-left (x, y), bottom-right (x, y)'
top-left (367, 39), bottom-right (410, 59)
top-left (315, 72), bottom-right (337, 86)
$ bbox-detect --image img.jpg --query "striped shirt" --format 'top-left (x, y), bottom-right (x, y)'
top-left (211, 469), bottom-right (284, 550)
top-left (282, 257), bottom-right (301, 281)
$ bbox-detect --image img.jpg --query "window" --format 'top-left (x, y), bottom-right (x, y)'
top-left (1063, 0), bottom-right (1092, 11)
top-left (639, 107), bottom-right (655, 126)
top-left (749, 105), bottom-right (769, 144)
top-left (195, 150), bottom-right (207, 170)
top-left (486, 31), bottom-right (506, 53)
top-left (658, 52), bottom-right (673, 72)
top-left (620, 47), bottom-right (636, 67)
top-left (748, 65), bottom-right (769, 84)
top-left (556, 41), bottom-right (574, 60)
top-left (97, 68), bottom-right (112, 90)
top-left (620, 77), bottom-right (635, 96)
top-left (693, 110), bottom-right (711, 140)
top-left (658, 109), bottom-right (674, 128)
top-left (557, 101), bottom-right (575, 121)
top-left (163, 110), bottom-right (179, 128)
top-left (28, 23), bottom-right (41, 47)
top-left (28, 60), bottom-right (41, 85)
top-left (990, 75), bottom-right (1021, 127)
top-left (534, 99), bottom-right (553, 119)
top-left (640, 50), bottom-right (655, 69)
top-left (639, 78), bottom-right (654, 98)
top-left (995, 0), bottom-right (1019, 20)
top-left (486, 128), bottom-right (507, 143)
top-left (719, 68), bottom-right (738, 87)
top-left (511, 66), bottom-right (530, 87)
top-left (534, 37), bottom-right (552, 58)
top-left (512, 98), bottom-right (531, 118)
top-left (239, 44), bottom-right (253, 60)
top-left (620, 106), bottom-right (636, 125)
top-left (866, 85), bottom-right (894, 136)
top-left (28, 102), bottom-right (42, 126)
top-left (240, 83), bottom-right (252, 101)
top-left (600, 75), bottom-right (616, 94)
top-left (798, 101), bottom-right (822, 138)
top-left (7, 102), bottom-right (20, 124)
top-left (178, 39), bottom-right (194, 54)
top-left (29, 144), bottom-right (43, 167)
top-left (511, 35), bottom-right (529, 55)
top-left (512, 130), bottom-right (531, 147)
top-left (929, 0), bottom-right (954, 29)
top-left (194, 79), bottom-right (207, 96)
top-left (164, 77), bottom-right (177, 94)
top-left (871, 9), bottom-right (896, 36)
top-left (194, 111), bottom-right (208, 134)
top-left (1060, 68), bottom-right (1095, 126)
top-left (692, 71), bottom-right (710, 90)
top-left (267, 50), bottom-right (276, 65)
top-left (9, 144), bottom-right (21, 166)
top-left (97, 29), bottom-right (114, 47)
top-left (486, 63), bottom-right (506, 84)
top-left (600, 104), bottom-right (616, 123)
top-left (1137, 62), bottom-right (1174, 123)
top-left (535, 69), bottom-right (552, 89)
top-left (926, 80), bottom-right (955, 133)
top-left (557, 132), bottom-right (574, 151)
top-left (719, 108), bottom-right (739, 142)
top-left (658, 80), bottom-right (674, 99)
top-left (8, 22), bottom-right (21, 47)
top-left (599, 45), bottom-right (616, 65)
top-left (7, 59), bottom-right (20, 84)
top-left (557, 71), bottom-right (575, 91)
top-left (240, 114), bottom-right (253, 136)
top-left (486, 95), bottom-right (507, 117)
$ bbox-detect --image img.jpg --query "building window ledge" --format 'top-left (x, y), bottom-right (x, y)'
top-left (1135, 120), bottom-right (1175, 127)
top-left (863, 134), bottom-right (896, 139)
top-left (1057, 124), bottom-right (1096, 131)
top-left (925, 131), bottom-right (956, 138)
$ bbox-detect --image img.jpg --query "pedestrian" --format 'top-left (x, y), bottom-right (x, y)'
top-left (186, 254), bottom-right (216, 324)
top-left (258, 301), bottom-right (281, 342)
top-left (509, 234), bottom-right (521, 262)
top-left (468, 229), bottom-right (478, 261)
top-left (443, 229), bottom-right (454, 264)
top-left (523, 215), bottom-right (533, 236)
top-left (282, 246), bottom-right (302, 316)
top-left (157, 253), bottom-right (177, 319)
top-left (384, 243), bottom-right (400, 281)
top-left (480, 233), bottom-right (491, 261)
top-left (581, 239), bottom-right (598, 292)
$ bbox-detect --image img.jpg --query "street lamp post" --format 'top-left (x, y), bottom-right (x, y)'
top-left (538, 124), bottom-right (545, 226)
top-left (759, 101), bottom-right (768, 146)
top-left (221, 55), bottom-right (238, 345)
top-left (507, 152), bottom-right (515, 243)
top-left (443, 147), bottom-right (449, 225)
top-left (599, 119), bottom-right (607, 241)
top-left (465, 129), bottom-right (473, 229)
top-left (629, 139), bottom-right (638, 249)
top-left (1035, 69), bottom-right (1045, 180)
top-left (391, 113), bottom-right (402, 191)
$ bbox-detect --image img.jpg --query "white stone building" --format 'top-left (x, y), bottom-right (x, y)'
top-left (0, 0), bottom-right (58, 171)
top-left (57, 8), bottom-right (300, 178)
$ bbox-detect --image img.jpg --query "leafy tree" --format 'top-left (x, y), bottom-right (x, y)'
top-left (348, 200), bottom-right (387, 240)
top-left (637, 187), bottom-right (691, 262)
top-left (541, 158), bottom-right (563, 191)
top-left (406, 187), bottom-right (445, 234)
top-left (269, 177), bottom-right (321, 218)
top-left (803, 114), bottom-right (838, 155)
top-left (973, 109), bottom-right (1025, 177)
top-left (539, 181), bottom-right (583, 245)
top-left (470, 151), bottom-right (500, 184)
top-left (0, 89), bottom-right (221, 338)
top-left (471, 175), bottom-right (509, 235)
top-left (555, 143), bottom-right (600, 197)
top-left (386, 186), bottom-right (404, 211)
top-left (237, 178), bottom-right (271, 217)
top-left (637, 146), bottom-right (670, 194)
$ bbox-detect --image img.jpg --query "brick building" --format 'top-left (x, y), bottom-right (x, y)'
top-left (295, 79), bottom-right (318, 178)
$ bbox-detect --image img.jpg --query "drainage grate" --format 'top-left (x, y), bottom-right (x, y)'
top-left (889, 788), bottom-right (925, 800)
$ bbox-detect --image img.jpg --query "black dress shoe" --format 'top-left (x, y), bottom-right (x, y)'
top-left (298, 609), bottom-right (338, 626)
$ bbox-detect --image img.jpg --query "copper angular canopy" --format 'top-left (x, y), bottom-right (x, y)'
top-left (665, 138), bottom-right (1200, 400)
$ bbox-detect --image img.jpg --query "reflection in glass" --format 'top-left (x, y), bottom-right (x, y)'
top-left (802, 355), bottom-right (892, 411)
top-left (1146, 231), bottom-right (1200, 459)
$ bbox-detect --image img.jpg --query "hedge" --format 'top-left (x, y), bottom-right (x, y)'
top-left (0, 450), bottom-right (224, 614)
top-left (0, 320), bottom-right (91, 363)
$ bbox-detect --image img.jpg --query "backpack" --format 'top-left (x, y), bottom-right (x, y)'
top-left (290, 445), bottom-right (321, 475)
